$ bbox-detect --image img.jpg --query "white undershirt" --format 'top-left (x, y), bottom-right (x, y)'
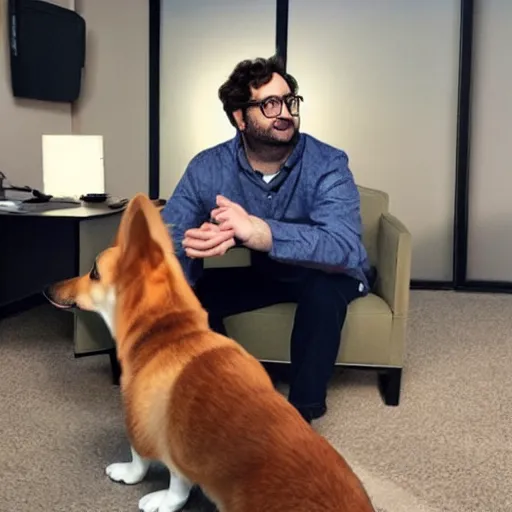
top-left (261, 171), bottom-right (280, 183)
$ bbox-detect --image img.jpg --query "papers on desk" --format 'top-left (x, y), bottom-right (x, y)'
top-left (42, 135), bottom-right (105, 198)
top-left (0, 199), bottom-right (81, 215)
top-left (0, 200), bottom-right (23, 213)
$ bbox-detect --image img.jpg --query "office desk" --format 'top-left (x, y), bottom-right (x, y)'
top-left (0, 204), bottom-right (123, 381)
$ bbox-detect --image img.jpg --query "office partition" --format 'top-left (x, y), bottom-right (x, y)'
top-left (466, 0), bottom-right (512, 284)
top-left (287, 0), bottom-right (460, 281)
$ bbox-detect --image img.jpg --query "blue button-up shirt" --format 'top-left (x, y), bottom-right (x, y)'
top-left (161, 132), bottom-right (371, 292)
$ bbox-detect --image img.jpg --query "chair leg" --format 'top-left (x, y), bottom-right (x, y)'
top-left (378, 368), bottom-right (402, 406)
top-left (109, 349), bottom-right (121, 386)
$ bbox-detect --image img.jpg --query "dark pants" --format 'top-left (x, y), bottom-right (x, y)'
top-left (193, 263), bottom-right (365, 421)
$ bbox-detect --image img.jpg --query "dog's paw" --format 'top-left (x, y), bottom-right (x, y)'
top-left (106, 461), bottom-right (148, 485)
top-left (139, 489), bottom-right (189, 512)
top-left (139, 490), bottom-right (167, 512)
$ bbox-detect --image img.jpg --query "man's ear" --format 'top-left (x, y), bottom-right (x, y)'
top-left (232, 109), bottom-right (245, 131)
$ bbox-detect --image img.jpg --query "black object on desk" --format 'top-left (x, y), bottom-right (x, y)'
top-left (79, 193), bottom-right (130, 210)
top-left (80, 193), bottom-right (108, 203)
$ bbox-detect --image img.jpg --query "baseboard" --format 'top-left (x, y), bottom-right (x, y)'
top-left (74, 348), bottom-right (115, 359)
top-left (0, 294), bottom-right (46, 320)
top-left (410, 279), bottom-right (512, 294)
top-left (456, 280), bottom-right (512, 294)
top-left (410, 280), bottom-right (454, 290)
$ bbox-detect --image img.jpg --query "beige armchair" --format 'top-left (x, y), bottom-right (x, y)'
top-left (204, 185), bottom-right (412, 406)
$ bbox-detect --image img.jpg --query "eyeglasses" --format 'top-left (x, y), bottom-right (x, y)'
top-left (243, 94), bottom-right (304, 118)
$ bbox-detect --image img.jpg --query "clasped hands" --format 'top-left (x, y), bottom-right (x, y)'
top-left (182, 195), bottom-right (269, 259)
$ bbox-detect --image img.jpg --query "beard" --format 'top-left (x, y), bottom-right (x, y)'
top-left (242, 113), bottom-right (300, 149)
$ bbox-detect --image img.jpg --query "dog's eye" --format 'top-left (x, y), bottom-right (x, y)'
top-left (89, 262), bottom-right (100, 281)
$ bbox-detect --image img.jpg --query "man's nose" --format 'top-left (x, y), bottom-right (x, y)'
top-left (279, 101), bottom-right (293, 119)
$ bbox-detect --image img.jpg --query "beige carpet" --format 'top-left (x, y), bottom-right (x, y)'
top-left (1, 290), bottom-right (512, 511)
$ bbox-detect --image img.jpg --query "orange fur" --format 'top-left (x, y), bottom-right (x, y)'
top-left (45, 193), bottom-right (375, 512)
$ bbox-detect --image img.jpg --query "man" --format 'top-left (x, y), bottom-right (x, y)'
top-left (161, 55), bottom-right (371, 423)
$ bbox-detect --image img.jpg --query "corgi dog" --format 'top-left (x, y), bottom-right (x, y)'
top-left (44, 193), bottom-right (375, 512)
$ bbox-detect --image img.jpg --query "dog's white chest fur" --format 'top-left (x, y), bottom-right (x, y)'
top-left (90, 285), bottom-right (117, 337)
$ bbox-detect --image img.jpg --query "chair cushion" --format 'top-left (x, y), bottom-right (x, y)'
top-left (223, 293), bottom-right (393, 366)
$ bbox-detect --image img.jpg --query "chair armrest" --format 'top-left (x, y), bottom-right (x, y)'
top-left (375, 212), bottom-right (412, 316)
top-left (204, 247), bottom-right (251, 269)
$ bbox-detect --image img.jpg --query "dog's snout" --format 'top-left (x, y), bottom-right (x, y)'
top-left (42, 286), bottom-right (76, 310)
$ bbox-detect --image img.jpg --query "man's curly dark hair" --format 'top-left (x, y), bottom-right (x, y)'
top-left (218, 55), bottom-right (299, 128)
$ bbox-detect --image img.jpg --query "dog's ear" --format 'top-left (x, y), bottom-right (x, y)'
top-left (115, 194), bottom-right (167, 271)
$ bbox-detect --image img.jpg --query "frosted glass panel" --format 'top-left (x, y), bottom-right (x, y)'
top-left (466, 1), bottom-right (512, 281)
top-left (287, 0), bottom-right (460, 281)
top-left (159, 0), bottom-right (276, 198)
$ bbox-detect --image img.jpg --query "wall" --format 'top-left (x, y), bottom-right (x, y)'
top-left (0, 0), bottom-right (72, 190)
top-left (72, 0), bottom-right (149, 198)
top-left (0, 0), bottom-right (148, 198)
